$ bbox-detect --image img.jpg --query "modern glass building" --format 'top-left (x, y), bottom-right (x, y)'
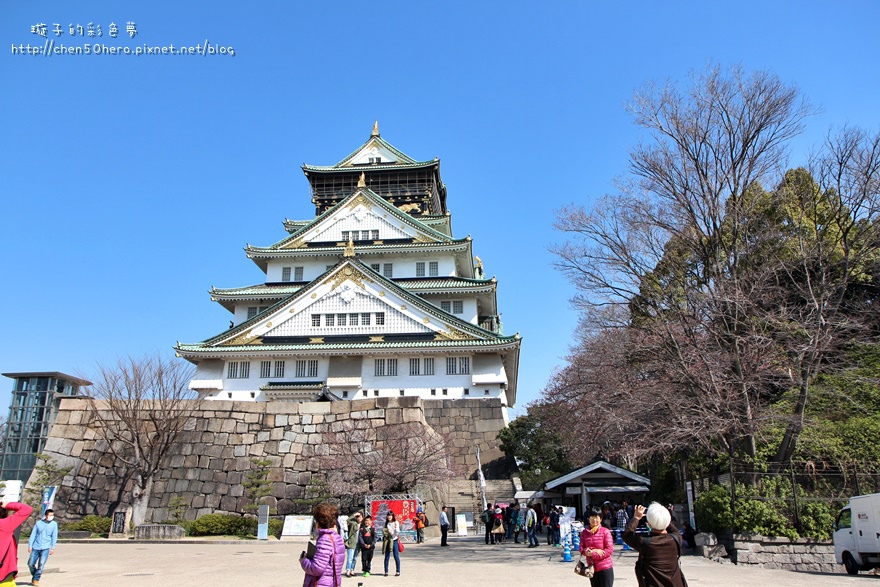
top-left (0, 372), bottom-right (91, 482)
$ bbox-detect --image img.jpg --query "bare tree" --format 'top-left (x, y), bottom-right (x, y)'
top-left (552, 66), bottom-right (815, 460)
top-left (322, 420), bottom-right (457, 498)
top-left (85, 355), bottom-right (199, 526)
top-left (767, 129), bottom-right (880, 468)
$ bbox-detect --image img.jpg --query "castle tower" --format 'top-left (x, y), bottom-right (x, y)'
top-left (176, 124), bottom-right (521, 405)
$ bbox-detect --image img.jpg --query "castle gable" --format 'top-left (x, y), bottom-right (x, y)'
top-left (208, 260), bottom-right (487, 347)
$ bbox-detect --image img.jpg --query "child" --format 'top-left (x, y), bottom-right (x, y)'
top-left (358, 515), bottom-right (375, 577)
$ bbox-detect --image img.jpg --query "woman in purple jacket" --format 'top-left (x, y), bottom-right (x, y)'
top-left (300, 502), bottom-right (345, 587)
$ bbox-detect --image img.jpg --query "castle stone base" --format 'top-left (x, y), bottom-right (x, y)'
top-left (38, 397), bottom-right (508, 523)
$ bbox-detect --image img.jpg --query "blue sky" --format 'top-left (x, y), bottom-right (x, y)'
top-left (2, 1), bottom-right (878, 418)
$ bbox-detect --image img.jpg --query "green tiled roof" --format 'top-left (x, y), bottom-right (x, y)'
top-left (212, 277), bottom-right (494, 299)
top-left (181, 258), bottom-right (511, 351)
top-left (212, 284), bottom-right (305, 297)
top-left (177, 337), bottom-right (521, 354)
top-left (245, 239), bottom-right (471, 256)
top-left (305, 135), bottom-right (421, 169)
top-left (269, 188), bottom-right (454, 248)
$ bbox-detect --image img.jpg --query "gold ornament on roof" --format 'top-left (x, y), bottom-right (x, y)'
top-left (346, 194), bottom-right (373, 211)
top-left (322, 265), bottom-right (371, 291)
top-left (371, 120), bottom-right (380, 137)
top-left (357, 172), bottom-right (366, 188)
top-left (436, 327), bottom-right (472, 341)
top-left (344, 235), bottom-right (355, 258)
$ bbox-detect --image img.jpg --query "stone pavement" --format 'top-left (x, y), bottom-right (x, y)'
top-left (17, 535), bottom-right (869, 586)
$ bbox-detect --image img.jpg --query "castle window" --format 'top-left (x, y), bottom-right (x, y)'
top-left (349, 313), bottom-right (359, 326)
top-left (363, 390), bottom-right (368, 397)
top-left (399, 389), bottom-right (405, 396)
top-left (430, 388), bottom-right (436, 396)
top-left (325, 314), bottom-right (335, 327)
top-left (409, 357), bottom-right (434, 375)
top-left (484, 389), bottom-right (490, 396)
top-left (342, 391), bottom-right (349, 398)
top-left (374, 358), bottom-right (397, 376)
top-left (341, 231), bottom-right (349, 241)
top-left (294, 266), bottom-right (304, 281)
top-left (274, 361), bottom-right (285, 377)
top-left (376, 312), bottom-right (385, 326)
top-left (446, 357), bottom-right (470, 375)
top-left (442, 388), bottom-right (448, 395)
top-left (416, 262), bottom-right (425, 277)
top-left (227, 361), bottom-right (250, 379)
top-left (312, 314), bottom-right (321, 327)
top-left (441, 301), bottom-right (464, 315)
top-left (429, 261), bottom-right (438, 276)
top-left (337, 314), bottom-right (347, 326)
top-left (383, 263), bottom-right (393, 278)
top-left (295, 360), bottom-right (318, 378)
top-left (247, 307), bottom-right (258, 319)
top-left (370, 263), bottom-right (380, 273)
top-left (373, 389), bottom-right (379, 397)
top-left (260, 361), bottom-right (271, 378)
top-left (371, 230), bottom-right (379, 240)
top-left (361, 313), bottom-right (371, 326)
top-left (464, 388), bottom-right (470, 396)
top-left (281, 267), bottom-right (291, 282)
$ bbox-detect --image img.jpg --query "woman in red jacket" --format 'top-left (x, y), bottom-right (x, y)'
top-left (0, 501), bottom-right (35, 586)
top-left (580, 506), bottom-right (614, 587)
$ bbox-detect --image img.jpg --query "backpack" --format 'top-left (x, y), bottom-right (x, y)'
top-left (480, 510), bottom-right (491, 524)
top-left (423, 514), bottom-right (430, 527)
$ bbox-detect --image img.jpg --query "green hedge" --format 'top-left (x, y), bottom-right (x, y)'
top-left (693, 483), bottom-right (837, 540)
top-left (188, 514), bottom-right (285, 538)
top-left (61, 515), bottom-right (113, 534)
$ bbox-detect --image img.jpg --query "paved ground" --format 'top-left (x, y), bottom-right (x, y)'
top-left (15, 535), bottom-right (876, 586)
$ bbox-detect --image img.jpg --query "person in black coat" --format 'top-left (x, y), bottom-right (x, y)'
top-left (623, 503), bottom-right (687, 587)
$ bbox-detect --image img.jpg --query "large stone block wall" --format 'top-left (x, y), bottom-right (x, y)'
top-left (38, 397), bottom-right (508, 523)
top-left (720, 533), bottom-right (843, 573)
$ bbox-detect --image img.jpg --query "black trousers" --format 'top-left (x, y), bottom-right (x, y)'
top-left (361, 546), bottom-right (374, 573)
top-left (590, 567), bottom-right (613, 587)
top-left (440, 524), bottom-right (449, 545)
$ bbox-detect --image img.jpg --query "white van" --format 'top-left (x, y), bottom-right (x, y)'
top-left (834, 493), bottom-right (880, 575)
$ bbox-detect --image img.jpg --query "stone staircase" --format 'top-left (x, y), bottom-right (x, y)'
top-left (444, 478), bottom-right (518, 533)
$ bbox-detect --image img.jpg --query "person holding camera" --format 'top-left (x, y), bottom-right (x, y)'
top-left (299, 502), bottom-right (345, 587)
top-left (623, 503), bottom-right (687, 587)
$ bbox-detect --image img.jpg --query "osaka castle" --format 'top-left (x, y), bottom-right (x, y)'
top-left (175, 123), bottom-right (521, 405)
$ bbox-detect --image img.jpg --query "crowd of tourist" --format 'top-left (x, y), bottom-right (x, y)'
top-left (298, 498), bottom-right (692, 586)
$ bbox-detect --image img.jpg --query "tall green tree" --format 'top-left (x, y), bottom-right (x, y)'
top-left (498, 408), bottom-right (572, 488)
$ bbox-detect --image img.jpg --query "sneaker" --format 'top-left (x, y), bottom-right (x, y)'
top-left (33, 581), bottom-right (40, 587)
top-left (395, 572), bottom-right (400, 576)
top-left (363, 572), bottom-right (370, 577)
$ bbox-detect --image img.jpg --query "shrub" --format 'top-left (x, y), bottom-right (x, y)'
top-left (269, 518), bottom-right (284, 538)
top-left (694, 482), bottom-right (837, 540)
top-left (693, 484), bottom-right (733, 532)
top-left (62, 515), bottom-right (112, 534)
top-left (190, 514), bottom-right (257, 537)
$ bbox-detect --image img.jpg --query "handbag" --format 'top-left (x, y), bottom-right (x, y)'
top-left (574, 554), bottom-right (594, 578)
top-left (398, 540), bottom-right (404, 553)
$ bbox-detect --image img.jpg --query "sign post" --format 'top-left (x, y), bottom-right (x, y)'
top-left (257, 504), bottom-right (269, 540)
